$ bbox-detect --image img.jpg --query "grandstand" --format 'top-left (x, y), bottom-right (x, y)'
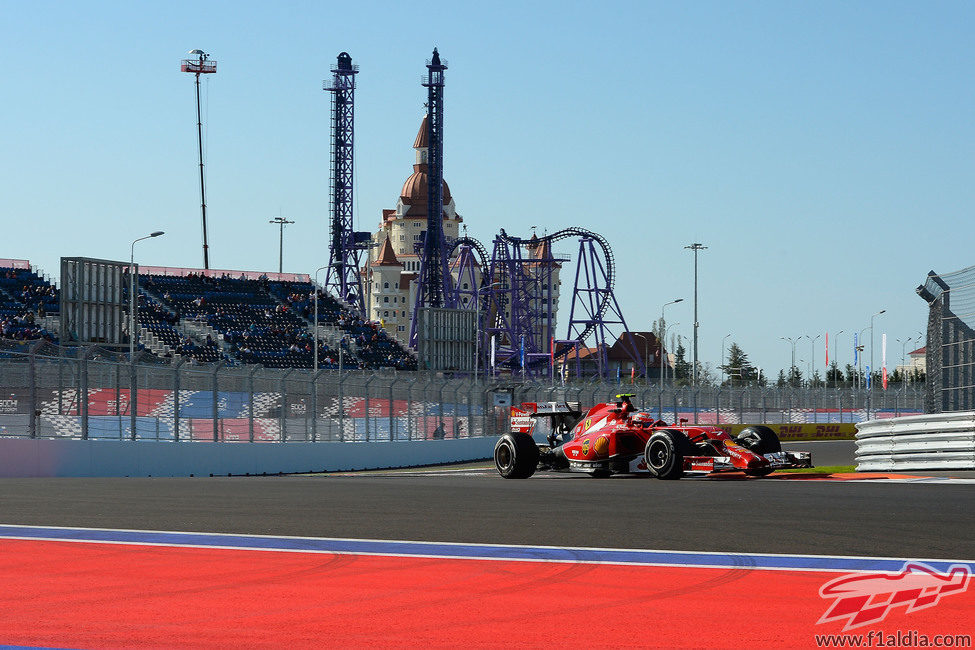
top-left (0, 259), bottom-right (59, 343)
top-left (0, 260), bottom-right (415, 371)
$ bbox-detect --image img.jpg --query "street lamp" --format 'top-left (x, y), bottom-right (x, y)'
top-left (869, 309), bottom-right (886, 390)
top-left (129, 231), bottom-right (165, 357)
top-left (721, 333), bottom-right (731, 385)
top-left (474, 281), bottom-right (502, 379)
top-left (666, 322), bottom-right (681, 387)
top-left (897, 335), bottom-right (916, 385)
top-left (780, 336), bottom-right (797, 385)
top-left (313, 265), bottom-right (328, 372)
top-left (832, 330), bottom-right (844, 388)
top-left (857, 326), bottom-right (869, 390)
top-left (633, 332), bottom-right (652, 380)
top-left (684, 243), bottom-right (707, 386)
top-left (803, 334), bottom-right (821, 387)
top-left (659, 298), bottom-right (683, 385)
top-left (269, 216), bottom-right (295, 274)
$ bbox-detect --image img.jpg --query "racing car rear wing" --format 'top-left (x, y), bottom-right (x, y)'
top-left (510, 402), bottom-right (582, 434)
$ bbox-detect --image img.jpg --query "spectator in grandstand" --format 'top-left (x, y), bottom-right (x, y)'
top-left (433, 421), bottom-right (446, 440)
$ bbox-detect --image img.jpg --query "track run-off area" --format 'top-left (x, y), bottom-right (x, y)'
top-left (0, 441), bottom-right (972, 648)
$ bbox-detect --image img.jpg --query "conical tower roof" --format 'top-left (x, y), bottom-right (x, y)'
top-left (372, 236), bottom-right (402, 267)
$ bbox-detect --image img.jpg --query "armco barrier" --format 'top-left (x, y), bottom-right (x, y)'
top-left (855, 412), bottom-right (975, 471)
top-left (0, 437), bottom-right (497, 478)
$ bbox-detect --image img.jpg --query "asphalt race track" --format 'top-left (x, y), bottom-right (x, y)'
top-left (0, 439), bottom-right (972, 648)
top-left (0, 442), bottom-right (970, 559)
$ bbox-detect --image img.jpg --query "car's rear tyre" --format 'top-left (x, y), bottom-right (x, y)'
top-left (736, 425), bottom-right (782, 454)
top-left (644, 430), bottom-right (694, 480)
top-left (494, 433), bottom-right (540, 479)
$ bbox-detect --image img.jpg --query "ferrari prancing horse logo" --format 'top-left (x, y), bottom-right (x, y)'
top-left (585, 418), bottom-right (592, 430)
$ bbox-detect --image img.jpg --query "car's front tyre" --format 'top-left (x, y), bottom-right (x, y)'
top-left (736, 425), bottom-right (782, 454)
top-left (644, 430), bottom-right (693, 480)
top-left (495, 433), bottom-right (540, 479)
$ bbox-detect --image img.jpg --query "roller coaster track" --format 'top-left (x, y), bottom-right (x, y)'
top-left (497, 227), bottom-right (617, 360)
top-left (448, 237), bottom-right (489, 270)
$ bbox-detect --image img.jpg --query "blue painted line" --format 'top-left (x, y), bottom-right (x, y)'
top-left (0, 524), bottom-right (971, 574)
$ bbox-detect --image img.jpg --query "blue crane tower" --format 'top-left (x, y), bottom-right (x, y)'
top-left (410, 48), bottom-right (455, 344)
top-left (323, 52), bottom-right (370, 313)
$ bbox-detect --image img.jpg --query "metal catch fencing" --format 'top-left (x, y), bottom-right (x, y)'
top-left (0, 341), bottom-right (924, 442)
top-left (918, 265), bottom-right (975, 413)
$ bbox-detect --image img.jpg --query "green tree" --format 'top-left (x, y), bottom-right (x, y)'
top-left (719, 342), bottom-right (757, 385)
top-left (776, 369), bottom-right (787, 387)
top-left (674, 341), bottom-right (692, 384)
top-left (826, 361), bottom-right (843, 385)
top-left (787, 366), bottom-right (803, 387)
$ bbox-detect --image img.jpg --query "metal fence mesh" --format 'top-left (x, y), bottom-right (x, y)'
top-left (0, 340), bottom-right (922, 441)
top-left (918, 265), bottom-right (975, 413)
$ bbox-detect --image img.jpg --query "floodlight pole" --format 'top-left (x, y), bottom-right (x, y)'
top-left (270, 216), bottom-right (295, 273)
top-left (181, 50), bottom-right (217, 269)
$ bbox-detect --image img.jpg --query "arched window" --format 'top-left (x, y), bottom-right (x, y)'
top-left (383, 296), bottom-right (389, 303)
top-left (384, 311), bottom-right (389, 317)
top-left (384, 282), bottom-right (389, 289)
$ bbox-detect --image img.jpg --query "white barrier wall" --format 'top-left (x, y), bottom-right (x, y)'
top-left (0, 438), bottom-right (498, 478)
top-left (855, 412), bottom-right (975, 471)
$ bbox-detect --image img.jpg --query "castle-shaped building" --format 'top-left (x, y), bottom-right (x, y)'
top-left (365, 116), bottom-right (560, 353)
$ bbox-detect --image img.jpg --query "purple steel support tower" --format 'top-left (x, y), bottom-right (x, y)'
top-left (411, 48), bottom-right (454, 345)
top-left (323, 52), bottom-right (367, 314)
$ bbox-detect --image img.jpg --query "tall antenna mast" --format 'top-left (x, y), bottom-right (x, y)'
top-left (323, 52), bottom-right (367, 312)
top-left (181, 49), bottom-right (217, 269)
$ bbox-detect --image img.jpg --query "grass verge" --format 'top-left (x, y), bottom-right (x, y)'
top-left (777, 465), bottom-right (856, 474)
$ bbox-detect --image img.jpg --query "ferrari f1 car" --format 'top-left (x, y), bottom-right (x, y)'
top-left (494, 394), bottom-right (812, 479)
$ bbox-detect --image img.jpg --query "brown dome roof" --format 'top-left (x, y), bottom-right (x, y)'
top-left (400, 166), bottom-right (452, 208)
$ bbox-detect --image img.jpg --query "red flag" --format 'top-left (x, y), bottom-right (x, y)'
top-left (630, 366), bottom-right (635, 384)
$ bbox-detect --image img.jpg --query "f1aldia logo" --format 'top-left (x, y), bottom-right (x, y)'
top-left (818, 561), bottom-right (970, 631)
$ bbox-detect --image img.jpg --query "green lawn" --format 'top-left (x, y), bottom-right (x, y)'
top-left (777, 465), bottom-right (856, 474)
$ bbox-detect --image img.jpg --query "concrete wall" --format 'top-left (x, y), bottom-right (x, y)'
top-left (0, 437), bottom-right (497, 478)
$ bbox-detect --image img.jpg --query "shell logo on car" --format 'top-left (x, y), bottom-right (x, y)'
top-left (593, 436), bottom-right (610, 456)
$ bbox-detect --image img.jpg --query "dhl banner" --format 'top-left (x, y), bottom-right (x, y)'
top-left (715, 423), bottom-right (856, 441)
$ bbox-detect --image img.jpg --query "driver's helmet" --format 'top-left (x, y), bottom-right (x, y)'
top-left (630, 412), bottom-right (653, 427)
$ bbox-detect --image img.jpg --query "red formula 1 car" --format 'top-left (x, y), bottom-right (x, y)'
top-left (494, 394), bottom-right (812, 480)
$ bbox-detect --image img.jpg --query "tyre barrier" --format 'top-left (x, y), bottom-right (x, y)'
top-left (855, 411), bottom-right (975, 471)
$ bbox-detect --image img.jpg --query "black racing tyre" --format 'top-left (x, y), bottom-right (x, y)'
top-left (735, 425), bottom-right (782, 454)
top-left (494, 433), bottom-right (540, 479)
top-left (589, 466), bottom-right (611, 478)
top-left (644, 430), bottom-right (694, 480)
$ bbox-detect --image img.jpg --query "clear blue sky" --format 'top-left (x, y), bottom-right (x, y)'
top-left (2, 1), bottom-right (973, 376)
